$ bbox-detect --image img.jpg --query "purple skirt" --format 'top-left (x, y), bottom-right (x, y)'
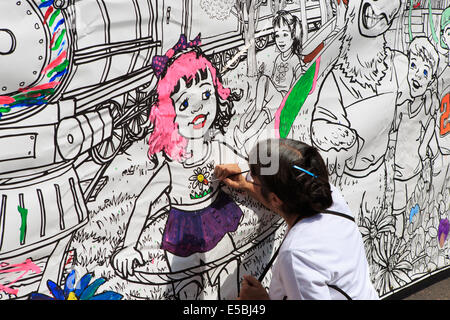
top-left (161, 191), bottom-right (242, 257)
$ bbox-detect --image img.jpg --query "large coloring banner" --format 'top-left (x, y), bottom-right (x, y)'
top-left (0, 0), bottom-right (449, 300)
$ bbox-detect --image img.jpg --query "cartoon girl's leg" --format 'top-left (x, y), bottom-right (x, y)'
top-left (172, 275), bottom-right (204, 300)
top-left (206, 258), bottom-right (239, 300)
top-left (37, 234), bottom-right (73, 294)
top-left (166, 251), bottom-right (206, 299)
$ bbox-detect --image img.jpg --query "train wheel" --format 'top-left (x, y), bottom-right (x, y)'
top-left (91, 101), bottom-right (125, 164)
top-left (123, 88), bottom-right (152, 140)
top-left (210, 53), bottom-right (223, 71)
top-left (255, 35), bottom-right (269, 50)
top-left (221, 48), bottom-right (240, 71)
top-left (127, 107), bottom-right (150, 141)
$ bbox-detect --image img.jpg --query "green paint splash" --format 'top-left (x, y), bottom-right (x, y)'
top-left (52, 29), bottom-right (66, 51)
top-left (408, 0), bottom-right (413, 42)
top-left (49, 9), bottom-right (61, 27)
top-left (48, 59), bottom-right (69, 77)
top-left (17, 206), bottom-right (28, 244)
top-left (279, 61), bottom-right (316, 138)
top-left (428, 0), bottom-right (439, 44)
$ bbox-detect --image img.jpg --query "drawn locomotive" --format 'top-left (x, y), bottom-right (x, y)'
top-left (0, 0), bottom-right (334, 298)
top-left (0, 0), bottom-right (162, 297)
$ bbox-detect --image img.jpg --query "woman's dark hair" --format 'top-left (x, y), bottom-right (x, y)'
top-left (249, 138), bottom-right (332, 218)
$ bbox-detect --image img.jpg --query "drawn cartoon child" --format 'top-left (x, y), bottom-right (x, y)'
top-left (392, 36), bottom-right (440, 237)
top-left (111, 35), bottom-right (247, 299)
top-left (234, 10), bottom-right (304, 154)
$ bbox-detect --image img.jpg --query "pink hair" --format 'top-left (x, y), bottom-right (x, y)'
top-left (148, 50), bottom-right (231, 161)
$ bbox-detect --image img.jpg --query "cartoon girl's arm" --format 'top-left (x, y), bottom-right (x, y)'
top-left (122, 161), bottom-right (171, 248)
top-left (111, 160), bottom-right (171, 278)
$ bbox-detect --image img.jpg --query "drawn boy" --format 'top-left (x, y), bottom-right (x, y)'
top-left (392, 36), bottom-right (440, 237)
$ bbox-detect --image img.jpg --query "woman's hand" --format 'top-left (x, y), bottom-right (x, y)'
top-left (214, 164), bottom-right (252, 191)
top-left (238, 275), bottom-right (270, 300)
top-left (111, 245), bottom-right (145, 278)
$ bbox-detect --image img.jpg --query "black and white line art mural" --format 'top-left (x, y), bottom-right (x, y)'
top-left (0, 0), bottom-right (448, 300)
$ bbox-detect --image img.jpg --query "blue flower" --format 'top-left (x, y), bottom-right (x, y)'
top-left (30, 271), bottom-right (123, 300)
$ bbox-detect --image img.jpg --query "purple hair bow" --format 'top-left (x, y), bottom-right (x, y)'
top-left (151, 34), bottom-right (201, 78)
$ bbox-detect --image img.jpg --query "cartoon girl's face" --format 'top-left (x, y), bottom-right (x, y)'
top-left (274, 22), bottom-right (293, 54)
top-left (172, 68), bottom-right (217, 139)
top-left (407, 54), bottom-right (432, 98)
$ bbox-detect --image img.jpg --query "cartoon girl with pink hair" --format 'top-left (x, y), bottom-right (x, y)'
top-left (111, 34), bottom-right (247, 299)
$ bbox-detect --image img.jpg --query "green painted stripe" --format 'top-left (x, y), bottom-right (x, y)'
top-left (24, 88), bottom-right (55, 97)
top-left (49, 9), bottom-right (61, 27)
top-left (279, 61), bottom-right (316, 138)
top-left (17, 206), bottom-right (28, 244)
top-left (52, 29), bottom-right (66, 51)
top-left (408, 0), bottom-right (413, 42)
top-left (47, 59), bottom-right (69, 77)
top-left (428, 0), bottom-right (439, 44)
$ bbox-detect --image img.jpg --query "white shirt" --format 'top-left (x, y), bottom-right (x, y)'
top-left (268, 184), bottom-right (379, 300)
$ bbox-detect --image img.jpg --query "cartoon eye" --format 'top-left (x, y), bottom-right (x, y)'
top-left (180, 98), bottom-right (189, 111)
top-left (411, 62), bottom-right (416, 69)
top-left (202, 90), bottom-right (211, 100)
top-left (423, 69), bottom-right (428, 77)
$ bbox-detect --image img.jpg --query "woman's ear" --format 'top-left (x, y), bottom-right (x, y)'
top-left (267, 192), bottom-right (284, 211)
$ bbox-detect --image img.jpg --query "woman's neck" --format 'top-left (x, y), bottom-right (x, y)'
top-left (281, 211), bottom-right (303, 231)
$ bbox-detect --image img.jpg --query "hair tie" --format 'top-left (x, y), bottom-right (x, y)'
top-left (292, 165), bottom-right (317, 178)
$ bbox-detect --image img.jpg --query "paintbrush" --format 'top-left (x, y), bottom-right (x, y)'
top-left (210, 169), bottom-right (250, 183)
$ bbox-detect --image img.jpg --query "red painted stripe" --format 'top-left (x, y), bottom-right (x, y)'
top-left (303, 42), bottom-right (324, 63)
top-left (0, 96), bottom-right (15, 104)
top-left (43, 6), bottom-right (54, 25)
top-left (19, 81), bottom-right (60, 93)
top-left (50, 30), bottom-right (58, 48)
top-left (41, 50), bottom-right (67, 74)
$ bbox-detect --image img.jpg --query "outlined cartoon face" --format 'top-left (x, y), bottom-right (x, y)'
top-left (274, 21), bottom-right (294, 54)
top-left (358, 0), bottom-right (400, 38)
top-left (407, 54), bottom-right (433, 98)
top-left (172, 68), bottom-right (217, 139)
